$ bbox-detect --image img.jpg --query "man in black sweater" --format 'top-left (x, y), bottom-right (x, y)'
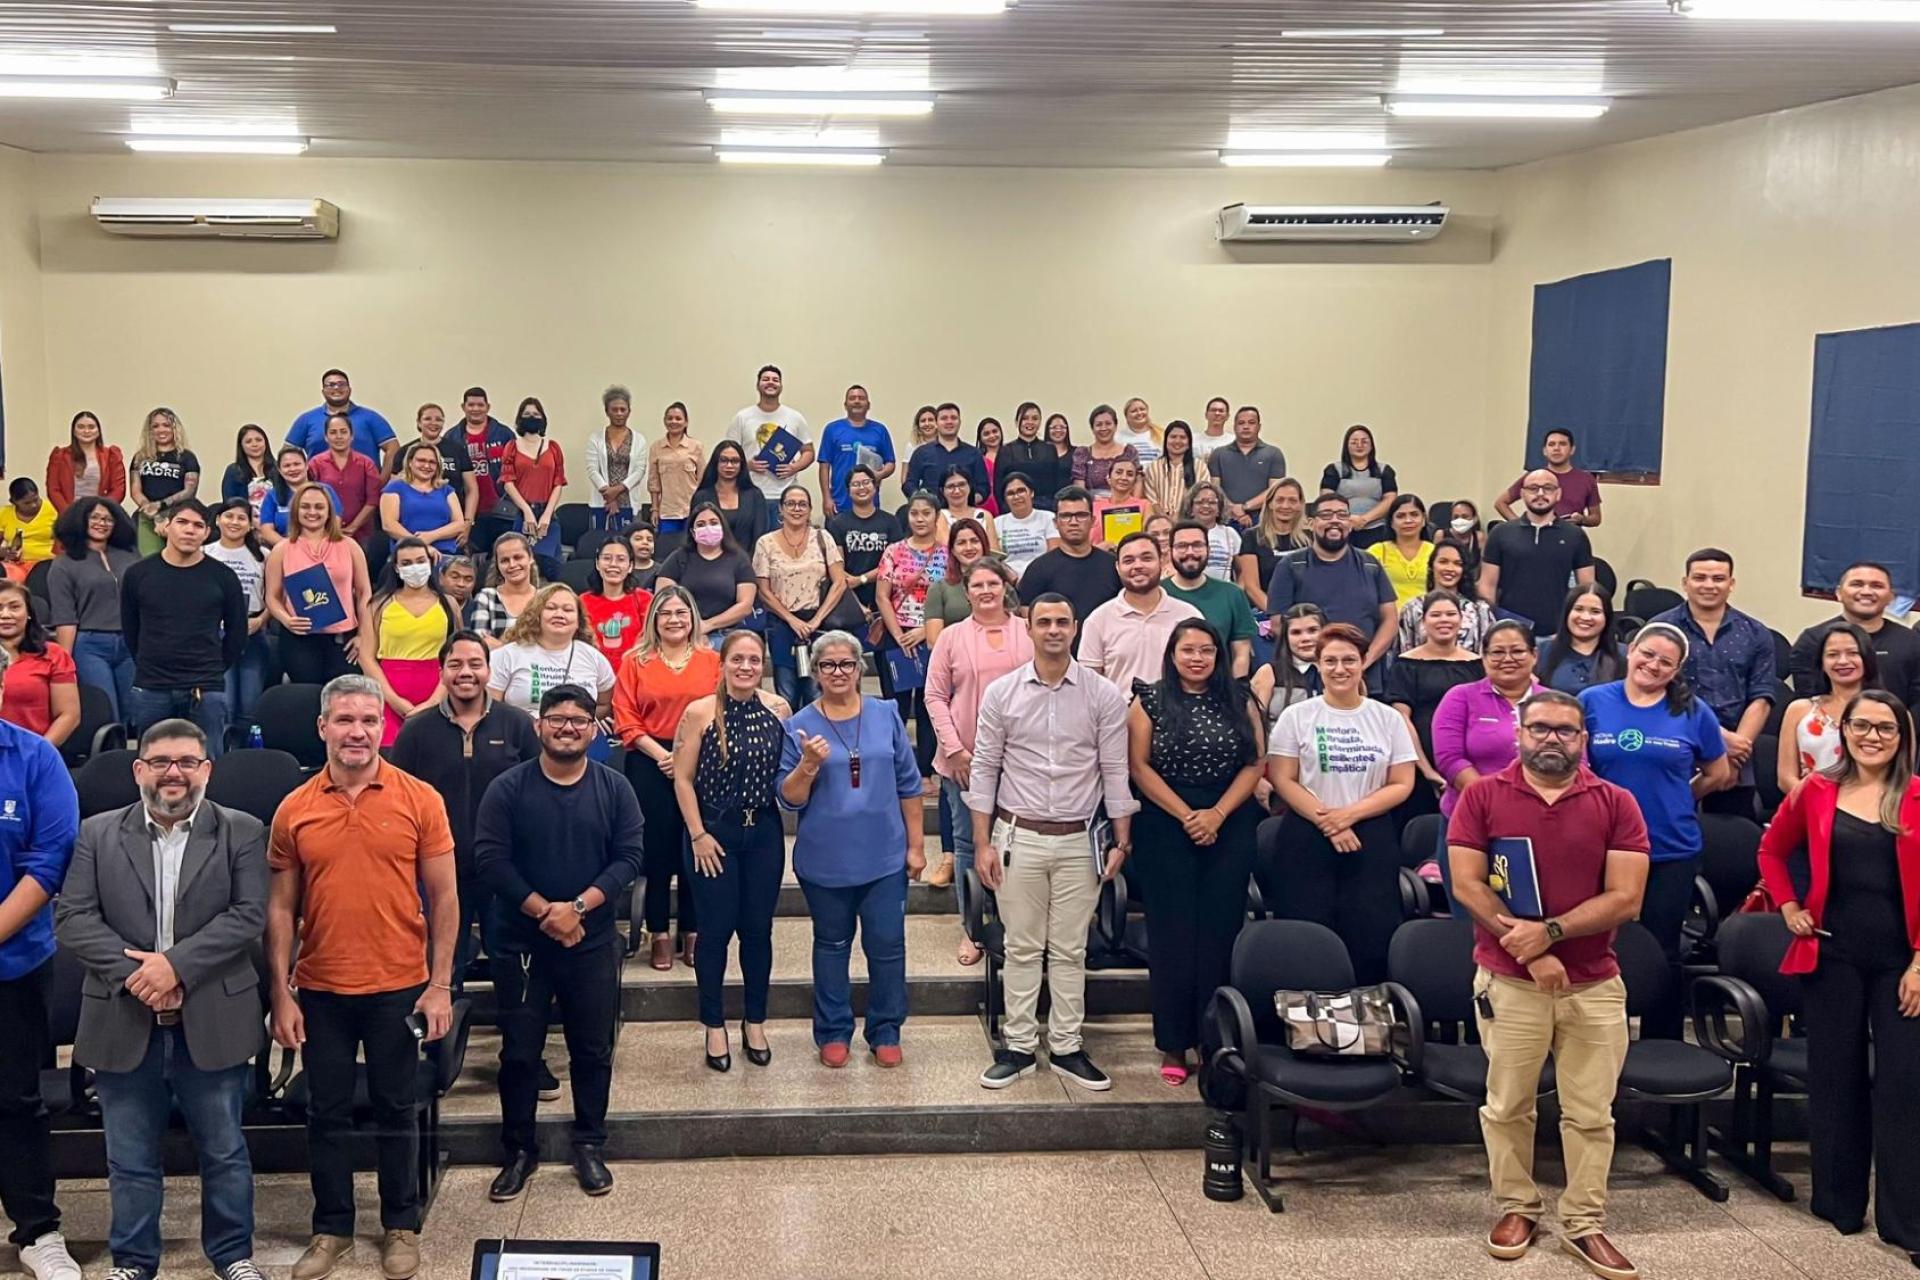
top-left (474, 684), bottom-right (643, 1203)
top-left (119, 501), bottom-right (248, 755)
top-left (1018, 487), bottom-right (1121, 651)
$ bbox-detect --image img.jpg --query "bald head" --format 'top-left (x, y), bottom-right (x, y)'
top-left (1519, 468), bottom-right (1562, 519)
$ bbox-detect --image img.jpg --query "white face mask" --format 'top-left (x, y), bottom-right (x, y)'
top-left (1450, 517), bottom-right (1476, 535)
top-left (397, 562), bottom-right (432, 588)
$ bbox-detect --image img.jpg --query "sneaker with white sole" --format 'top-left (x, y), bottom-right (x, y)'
top-left (1049, 1050), bottom-right (1113, 1091)
top-left (20, 1233), bottom-right (81, 1280)
top-left (979, 1048), bottom-right (1038, 1088)
top-left (217, 1259), bottom-right (267, 1280)
top-left (105, 1267), bottom-right (151, 1280)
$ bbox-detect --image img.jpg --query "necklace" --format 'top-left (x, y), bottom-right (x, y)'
top-left (823, 699), bottom-right (864, 788)
top-left (779, 524), bottom-right (811, 556)
top-left (659, 644), bottom-right (693, 673)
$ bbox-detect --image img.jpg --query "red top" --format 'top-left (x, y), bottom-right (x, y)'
top-left (1447, 760), bottom-right (1651, 986)
top-left (502, 441), bottom-right (567, 507)
top-left (582, 590), bottom-right (652, 667)
top-left (1757, 772), bottom-right (1920, 975)
top-left (612, 647), bottom-right (720, 745)
top-left (310, 450), bottom-right (386, 542)
top-left (45, 445), bottom-right (128, 511)
top-left (0, 645), bottom-right (77, 737)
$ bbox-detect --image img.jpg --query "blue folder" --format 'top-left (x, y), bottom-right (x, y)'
top-left (283, 562), bottom-right (349, 632)
top-left (755, 426), bottom-right (805, 473)
top-left (1487, 836), bottom-right (1544, 919)
top-left (885, 646), bottom-right (927, 691)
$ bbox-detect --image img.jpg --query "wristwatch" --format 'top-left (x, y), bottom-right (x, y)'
top-left (1545, 919), bottom-right (1565, 943)
top-left (571, 896), bottom-right (588, 917)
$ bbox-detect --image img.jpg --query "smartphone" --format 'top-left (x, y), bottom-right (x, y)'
top-left (405, 1011), bottom-right (429, 1041)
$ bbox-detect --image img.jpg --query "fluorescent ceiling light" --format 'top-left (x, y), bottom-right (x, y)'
top-left (166, 22), bottom-right (338, 34)
top-left (129, 118), bottom-right (302, 137)
top-left (697, 0), bottom-right (1004, 13)
top-left (705, 89), bottom-right (934, 115)
top-left (715, 147), bottom-right (887, 165)
top-left (715, 64), bottom-right (930, 91)
top-left (126, 136), bottom-right (309, 154)
top-left (1277, 27), bottom-right (1445, 38)
top-left (1220, 151), bottom-right (1391, 168)
top-left (1673, 0), bottom-right (1920, 17)
top-left (0, 74), bottom-right (175, 100)
top-left (1384, 94), bottom-right (1611, 119)
top-left (1395, 77), bottom-right (1606, 98)
top-left (720, 126), bottom-right (881, 147)
top-left (1226, 129), bottom-right (1388, 151)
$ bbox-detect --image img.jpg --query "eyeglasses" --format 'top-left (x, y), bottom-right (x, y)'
top-left (815, 659), bottom-right (860, 674)
top-left (1055, 512), bottom-right (1093, 522)
top-left (1485, 648), bottom-right (1533, 661)
top-left (781, 499), bottom-right (811, 509)
top-left (1844, 718), bottom-right (1901, 741)
top-left (541, 715), bottom-right (596, 731)
top-left (1521, 724), bottom-right (1583, 744)
top-left (1521, 484), bottom-right (1560, 495)
top-left (138, 756), bottom-right (206, 774)
top-left (1635, 654), bottom-right (1679, 673)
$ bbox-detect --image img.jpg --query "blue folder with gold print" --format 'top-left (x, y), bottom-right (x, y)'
top-left (1486, 837), bottom-right (1545, 919)
top-left (283, 563), bottom-right (348, 631)
top-left (755, 426), bottom-right (805, 474)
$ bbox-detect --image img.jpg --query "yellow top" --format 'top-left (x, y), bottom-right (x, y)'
top-left (1369, 539), bottom-right (1434, 608)
top-left (378, 596), bottom-right (451, 662)
top-left (0, 502), bottom-right (57, 565)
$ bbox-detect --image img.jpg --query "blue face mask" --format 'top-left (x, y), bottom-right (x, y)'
top-left (518, 416), bottom-right (546, 436)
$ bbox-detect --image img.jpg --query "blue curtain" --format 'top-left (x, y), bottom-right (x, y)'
top-left (1802, 322), bottom-right (1920, 600)
top-left (1526, 258), bottom-right (1672, 476)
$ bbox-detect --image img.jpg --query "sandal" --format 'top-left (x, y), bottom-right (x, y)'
top-left (957, 937), bottom-right (984, 967)
top-left (1159, 1062), bottom-right (1191, 1088)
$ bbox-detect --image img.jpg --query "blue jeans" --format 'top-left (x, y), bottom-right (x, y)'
top-left (765, 615), bottom-right (815, 710)
top-left (799, 870), bottom-right (908, 1049)
top-left (657, 518), bottom-right (687, 535)
top-left (517, 503), bottom-right (561, 562)
top-left (224, 627), bottom-right (273, 727)
top-left (73, 630), bottom-right (136, 722)
top-left (941, 777), bottom-right (976, 910)
top-left (591, 508), bottom-right (633, 533)
top-left (94, 1026), bottom-right (253, 1273)
top-left (127, 686), bottom-right (230, 759)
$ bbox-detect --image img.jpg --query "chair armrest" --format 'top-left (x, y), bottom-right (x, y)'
top-left (100, 722), bottom-right (132, 758)
top-left (1689, 875), bottom-right (1721, 945)
top-left (622, 875), bottom-right (647, 958)
top-left (1397, 866), bottom-right (1431, 920)
top-left (1095, 870), bottom-right (1128, 950)
top-left (1205, 985), bottom-right (1259, 1079)
top-left (1245, 874), bottom-right (1267, 921)
top-left (959, 869), bottom-right (987, 944)
top-left (1380, 980), bottom-right (1426, 1079)
top-left (1690, 974), bottom-right (1770, 1065)
top-left (430, 997), bottom-right (474, 1097)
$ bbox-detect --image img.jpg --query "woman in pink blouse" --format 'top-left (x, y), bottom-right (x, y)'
top-left (924, 557), bottom-right (1032, 962)
top-left (1428, 618), bottom-right (1544, 894)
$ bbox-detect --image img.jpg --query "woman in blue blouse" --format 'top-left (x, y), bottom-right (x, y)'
top-left (1579, 621), bottom-right (1733, 1037)
top-left (779, 630), bottom-right (926, 1069)
top-left (1539, 584), bottom-right (1624, 695)
top-left (379, 441), bottom-right (467, 555)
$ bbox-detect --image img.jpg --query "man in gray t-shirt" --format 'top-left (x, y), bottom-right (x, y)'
top-left (1206, 405), bottom-right (1288, 527)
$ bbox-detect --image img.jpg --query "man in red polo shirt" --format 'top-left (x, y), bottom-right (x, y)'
top-left (1448, 688), bottom-right (1650, 1280)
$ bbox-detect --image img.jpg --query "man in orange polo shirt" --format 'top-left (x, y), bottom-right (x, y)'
top-left (265, 675), bottom-right (458, 1280)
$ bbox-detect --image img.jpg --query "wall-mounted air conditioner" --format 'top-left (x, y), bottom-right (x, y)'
top-left (90, 197), bottom-right (339, 240)
top-left (1215, 203), bottom-right (1449, 243)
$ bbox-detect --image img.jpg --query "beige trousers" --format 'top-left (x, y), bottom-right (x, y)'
top-left (1474, 968), bottom-right (1629, 1240)
top-left (996, 821), bottom-right (1101, 1056)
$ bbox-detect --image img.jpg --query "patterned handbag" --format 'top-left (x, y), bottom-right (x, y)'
top-left (1275, 986), bottom-right (1401, 1058)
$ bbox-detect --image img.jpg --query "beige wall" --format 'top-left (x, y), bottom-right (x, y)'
top-left (0, 143), bottom-right (47, 476)
top-left (1489, 82), bottom-right (1920, 632)
top-left (19, 155), bottom-right (1497, 513)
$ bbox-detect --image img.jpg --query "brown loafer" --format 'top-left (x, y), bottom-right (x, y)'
top-left (648, 935), bottom-right (673, 971)
top-left (1563, 1233), bottom-right (1638, 1280)
top-left (1485, 1214), bottom-right (1538, 1260)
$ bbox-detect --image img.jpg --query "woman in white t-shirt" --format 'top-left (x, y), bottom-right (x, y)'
top-left (1263, 621), bottom-right (1416, 982)
top-left (488, 583), bottom-right (619, 747)
top-left (991, 472), bottom-right (1058, 579)
top-left (206, 498), bottom-right (272, 725)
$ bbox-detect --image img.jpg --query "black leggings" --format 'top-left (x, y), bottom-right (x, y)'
top-left (685, 809), bottom-right (785, 1027)
top-left (278, 630), bottom-right (355, 687)
top-left (1258, 812), bottom-right (1401, 985)
top-left (625, 750), bottom-right (695, 936)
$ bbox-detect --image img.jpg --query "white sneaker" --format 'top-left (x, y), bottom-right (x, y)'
top-left (20, 1232), bottom-right (82, 1280)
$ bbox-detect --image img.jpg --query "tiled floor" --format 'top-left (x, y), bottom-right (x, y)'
top-left (2, 1144), bottom-right (1910, 1280)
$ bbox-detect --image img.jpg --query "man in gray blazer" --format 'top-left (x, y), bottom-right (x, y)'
top-left (54, 719), bottom-right (268, 1280)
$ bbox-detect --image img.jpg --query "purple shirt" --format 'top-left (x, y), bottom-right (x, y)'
top-left (1502, 465), bottom-right (1600, 520)
top-left (1430, 677), bottom-right (1544, 818)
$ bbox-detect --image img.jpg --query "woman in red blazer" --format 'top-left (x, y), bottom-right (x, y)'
top-left (1757, 688), bottom-right (1920, 1257)
top-left (44, 411), bottom-right (128, 512)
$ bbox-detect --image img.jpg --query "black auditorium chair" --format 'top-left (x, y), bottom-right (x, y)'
top-left (1590, 557), bottom-right (1618, 606)
top-left (1762, 681), bottom-right (1794, 739)
top-left (1691, 912), bottom-right (1804, 1201)
top-left (1205, 920), bottom-right (1418, 1212)
top-left (1682, 812), bottom-right (1765, 968)
top-left (61, 683), bottom-right (129, 769)
top-left (24, 559), bottom-right (52, 603)
top-left (1615, 921), bottom-right (1735, 1200)
top-left (248, 683), bottom-right (326, 769)
top-left (207, 749), bottom-right (307, 824)
top-left (1089, 868), bottom-right (1148, 970)
top-left (1754, 734), bottom-right (1786, 822)
top-left (1770, 628), bottom-right (1793, 682)
top-left (42, 945), bottom-right (95, 1125)
top-left (612, 873), bottom-right (649, 959)
top-left (280, 996), bottom-right (475, 1210)
top-left (557, 559), bottom-right (600, 594)
top-left (74, 748), bottom-right (140, 819)
top-left (1387, 918), bottom-right (1555, 1105)
top-left (1623, 582), bottom-right (1683, 620)
top-left (570, 530), bottom-right (614, 564)
top-left (553, 503), bottom-right (592, 554)
top-left (1611, 613), bottom-right (1645, 647)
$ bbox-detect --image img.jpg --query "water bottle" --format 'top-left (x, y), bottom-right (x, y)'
top-left (247, 724), bottom-right (264, 750)
top-left (1203, 1110), bottom-right (1243, 1202)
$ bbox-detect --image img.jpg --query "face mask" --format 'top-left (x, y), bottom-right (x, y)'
top-left (1450, 517), bottom-right (1476, 535)
top-left (693, 525), bottom-right (724, 548)
top-left (397, 563), bottom-right (432, 589)
top-left (518, 416), bottom-right (546, 436)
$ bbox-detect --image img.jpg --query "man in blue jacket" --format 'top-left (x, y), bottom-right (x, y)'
top-left (0, 647), bottom-right (83, 1280)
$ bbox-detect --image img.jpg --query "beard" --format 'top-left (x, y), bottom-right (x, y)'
top-left (1313, 528), bottom-right (1346, 553)
top-left (544, 738), bottom-right (589, 762)
top-left (1172, 555), bottom-right (1209, 580)
top-left (140, 782), bottom-right (204, 820)
top-left (1521, 745), bottom-right (1575, 779)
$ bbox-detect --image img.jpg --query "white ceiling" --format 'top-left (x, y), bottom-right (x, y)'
top-left (1, 1), bottom-right (1919, 169)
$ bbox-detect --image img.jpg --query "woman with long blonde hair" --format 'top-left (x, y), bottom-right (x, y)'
top-left (263, 480), bottom-right (371, 685)
top-left (128, 407), bottom-right (201, 554)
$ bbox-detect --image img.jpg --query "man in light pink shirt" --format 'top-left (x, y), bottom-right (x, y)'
top-left (968, 595), bottom-right (1137, 1092)
top-left (1078, 532), bottom-right (1200, 695)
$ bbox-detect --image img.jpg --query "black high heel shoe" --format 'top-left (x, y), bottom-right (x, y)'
top-left (704, 1027), bottom-right (731, 1074)
top-left (741, 1020), bottom-right (772, 1067)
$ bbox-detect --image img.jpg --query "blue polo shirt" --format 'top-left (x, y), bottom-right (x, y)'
top-left (287, 403), bottom-right (396, 464)
top-left (257, 482), bottom-right (342, 536)
top-left (818, 418), bottom-right (896, 509)
top-left (0, 720), bottom-right (79, 979)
